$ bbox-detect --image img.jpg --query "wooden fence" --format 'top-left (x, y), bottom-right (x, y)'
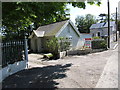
top-left (1, 40), bottom-right (25, 67)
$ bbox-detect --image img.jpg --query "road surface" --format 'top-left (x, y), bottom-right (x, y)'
top-left (2, 47), bottom-right (118, 88)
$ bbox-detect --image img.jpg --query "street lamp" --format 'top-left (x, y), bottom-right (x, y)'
top-left (107, 0), bottom-right (110, 48)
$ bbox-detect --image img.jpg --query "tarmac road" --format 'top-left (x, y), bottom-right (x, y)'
top-left (28, 47), bottom-right (118, 88)
top-left (2, 46), bottom-right (118, 88)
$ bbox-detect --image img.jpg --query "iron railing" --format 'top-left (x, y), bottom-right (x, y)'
top-left (1, 39), bottom-right (25, 67)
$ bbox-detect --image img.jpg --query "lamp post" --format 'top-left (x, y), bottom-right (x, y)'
top-left (107, 0), bottom-right (110, 48)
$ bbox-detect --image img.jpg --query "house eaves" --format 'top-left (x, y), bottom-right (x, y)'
top-left (69, 20), bottom-right (81, 37)
top-left (55, 20), bottom-right (80, 37)
top-left (35, 20), bottom-right (68, 37)
top-left (33, 30), bottom-right (45, 37)
top-left (29, 20), bottom-right (79, 38)
top-left (29, 30), bottom-right (45, 38)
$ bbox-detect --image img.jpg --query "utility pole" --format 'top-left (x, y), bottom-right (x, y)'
top-left (116, 7), bottom-right (118, 41)
top-left (107, 0), bottom-right (110, 48)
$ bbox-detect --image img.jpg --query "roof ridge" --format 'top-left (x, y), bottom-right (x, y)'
top-left (38, 19), bottom-right (69, 27)
top-left (36, 20), bottom-right (69, 31)
top-left (35, 19), bottom-right (69, 36)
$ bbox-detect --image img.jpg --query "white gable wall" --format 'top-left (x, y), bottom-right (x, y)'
top-left (57, 23), bottom-right (83, 50)
top-left (90, 28), bottom-right (103, 37)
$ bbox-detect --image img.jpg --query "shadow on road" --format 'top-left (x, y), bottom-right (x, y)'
top-left (2, 63), bottom-right (72, 88)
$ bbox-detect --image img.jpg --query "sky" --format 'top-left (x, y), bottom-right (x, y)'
top-left (67, 0), bottom-right (120, 24)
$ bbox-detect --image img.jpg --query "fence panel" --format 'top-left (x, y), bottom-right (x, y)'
top-left (2, 39), bottom-right (25, 67)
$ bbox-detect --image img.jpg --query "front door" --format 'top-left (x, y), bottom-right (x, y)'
top-left (37, 38), bottom-right (43, 52)
top-left (98, 32), bottom-right (100, 37)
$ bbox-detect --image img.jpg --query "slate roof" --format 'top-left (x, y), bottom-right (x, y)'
top-left (29, 20), bottom-right (80, 38)
top-left (90, 23), bottom-right (105, 29)
top-left (103, 21), bottom-right (115, 27)
top-left (90, 21), bottom-right (115, 29)
top-left (34, 20), bottom-right (68, 37)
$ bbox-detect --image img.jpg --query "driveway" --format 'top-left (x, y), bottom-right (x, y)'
top-left (2, 47), bottom-right (118, 88)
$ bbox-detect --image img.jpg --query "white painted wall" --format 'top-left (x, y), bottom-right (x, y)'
top-left (90, 26), bottom-right (116, 43)
top-left (90, 28), bottom-right (104, 37)
top-left (0, 60), bottom-right (27, 83)
top-left (57, 24), bottom-right (80, 50)
top-left (57, 23), bottom-right (92, 50)
top-left (37, 38), bottom-right (44, 52)
top-left (31, 34), bottom-right (37, 52)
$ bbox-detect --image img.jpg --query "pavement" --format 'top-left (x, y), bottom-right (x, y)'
top-left (110, 41), bottom-right (118, 50)
top-left (95, 41), bottom-right (118, 88)
top-left (95, 47), bottom-right (118, 88)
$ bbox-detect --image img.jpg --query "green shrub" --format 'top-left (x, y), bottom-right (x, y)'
top-left (46, 37), bottom-right (70, 59)
top-left (92, 39), bottom-right (107, 49)
top-left (92, 37), bottom-right (101, 39)
top-left (46, 37), bottom-right (60, 59)
top-left (59, 37), bottom-right (70, 51)
top-left (100, 40), bottom-right (107, 49)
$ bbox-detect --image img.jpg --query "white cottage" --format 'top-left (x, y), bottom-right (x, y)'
top-left (29, 20), bottom-right (85, 52)
top-left (90, 21), bottom-right (117, 42)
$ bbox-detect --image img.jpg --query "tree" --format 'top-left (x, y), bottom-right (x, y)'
top-left (75, 14), bottom-right (97, 33)
top-left (2, 2), bottom-right (101, 39)
top-left (98, 13), bottom-right (117, 23)
top-left (98, 13), bottom-right (108, 23)
top-left (111, 13), bottom-right (120, 21)
top-left (2, 2), bottom-right (70, 39)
